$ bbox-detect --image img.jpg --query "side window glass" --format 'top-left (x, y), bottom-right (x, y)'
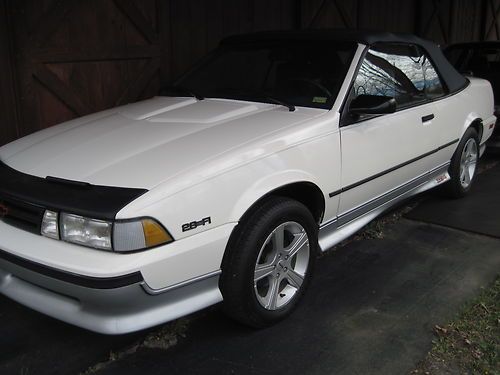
top-left (422, 55), bottom-right (446, 99)
top-left (352, 44), bottom-right (427, 109)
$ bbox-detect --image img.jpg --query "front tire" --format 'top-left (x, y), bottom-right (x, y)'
top-left (444, 127), bottom-right (479, 198)
top-left (220, 197), bottom-right (318, 328)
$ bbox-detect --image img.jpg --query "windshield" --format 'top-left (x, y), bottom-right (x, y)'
top-left (168, 41), bottom-right (357, 110)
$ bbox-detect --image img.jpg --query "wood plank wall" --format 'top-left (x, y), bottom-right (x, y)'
top-left (0, 0), bottom-right (20, 145)
top-left (0, 0), bottom-right (497, 147)
top-left (300, 0), bottom-right (485, 45)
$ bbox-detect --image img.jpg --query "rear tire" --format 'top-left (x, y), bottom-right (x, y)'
top-left (443, 127), bottom-right (479, 198)
top-left (220, 197), bottom-right (318, 328)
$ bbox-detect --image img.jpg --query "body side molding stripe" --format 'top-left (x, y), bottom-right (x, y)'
top-left (335, 162), bottom-right (450, 227)
top-left (328, 139), bottom-right (459, 198)
top-left (318, 162), bottom-right (450, 251)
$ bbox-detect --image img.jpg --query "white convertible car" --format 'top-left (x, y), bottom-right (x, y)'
top-left (0, 30), bottom-right (496, 334)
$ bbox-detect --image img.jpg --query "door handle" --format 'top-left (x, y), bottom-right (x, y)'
top-left (422, 114), bottom-right (435, 122)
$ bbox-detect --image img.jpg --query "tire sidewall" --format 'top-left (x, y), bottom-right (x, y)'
top-left (449, 128), bottom-right (480, 196)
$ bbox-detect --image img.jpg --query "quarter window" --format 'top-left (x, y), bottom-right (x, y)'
top-left (422, 55), bottom-right (445, 98)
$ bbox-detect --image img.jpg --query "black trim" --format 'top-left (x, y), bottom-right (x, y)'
top-left (0, 249), bottom-right (143, 289)
top-left (422, 114), bottom-right (435, 122)
top-left (0, 197), bottom-right (44, 235)
top-left (339, 45), bottom-right (369, 117)
top-left (328, 139), bottom-right (459, 198)
top-left (328, 188), bottom-right (343, 198)
top-left (46, 176), bottom-right (91, 188)
top-left (439, 138), bottom-right (461, 150)
top-left (0, 160), bottom-right (148, 221)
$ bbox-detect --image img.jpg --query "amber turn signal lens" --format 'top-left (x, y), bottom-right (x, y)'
top-left (142, 219), bottom-right (173, 247)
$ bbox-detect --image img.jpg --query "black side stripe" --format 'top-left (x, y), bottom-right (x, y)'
top-left (329, 139), bottom-right (459, 198)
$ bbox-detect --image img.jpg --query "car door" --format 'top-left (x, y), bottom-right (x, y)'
top-left (337, 43), bottom-right (442, 224)
top-left (419, 50), bottom-right (457, 164)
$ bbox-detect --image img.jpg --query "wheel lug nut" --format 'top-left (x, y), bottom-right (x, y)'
top-left (276, 273), bottom-right (280, 278)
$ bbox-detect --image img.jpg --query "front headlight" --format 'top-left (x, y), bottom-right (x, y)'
top-left (42, 211), bottom-right (173, 252)
top-left (61, 213), bottom-right (113, 250)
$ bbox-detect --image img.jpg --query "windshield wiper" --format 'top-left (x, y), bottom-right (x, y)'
top-left (231, 90), bottom-right (296, 112)
top-left (159, 85), bottom-right (204, 100)
top-left (263, 95), bottom-right (296, 112)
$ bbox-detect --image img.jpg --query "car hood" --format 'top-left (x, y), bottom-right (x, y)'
top-left (0, 97), bottom-right (325, 190)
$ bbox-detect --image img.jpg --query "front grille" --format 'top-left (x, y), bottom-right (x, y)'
top-left (0, 197), bottom-right (45, 234)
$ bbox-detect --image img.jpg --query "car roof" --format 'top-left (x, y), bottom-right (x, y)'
top-left (222, 29), bottom-right (433, 47)
top-left (221, 29), bottom-right (469, 95)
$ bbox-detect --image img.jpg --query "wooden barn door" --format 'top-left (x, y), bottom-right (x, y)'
top-left (0, 0), bottom-right (296, 147)
top-left (8, 0), bottom-right (162, 139)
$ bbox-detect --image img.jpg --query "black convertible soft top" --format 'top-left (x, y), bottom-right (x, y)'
top-left (221, 29), bottom-right (468, 94)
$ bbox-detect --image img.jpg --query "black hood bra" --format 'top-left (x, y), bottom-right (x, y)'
top-left (222, 29), bottom-right (469, 95)
top-left (0, 160), bottom-right (147, 222)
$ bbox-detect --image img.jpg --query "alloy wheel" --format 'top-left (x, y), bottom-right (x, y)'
top-left (459, 138), bottom-right (478, 188)
top-left (253, 221), bottom-right (310, 310)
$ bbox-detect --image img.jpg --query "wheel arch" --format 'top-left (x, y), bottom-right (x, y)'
top-left (231, 178), bottom-right (326, 227)
top-left (220, 179), bottom-right (324, 294)
top-left (239, 181), bottom-right (326, 225)
top-left (469, 118), bottom-right (483, 141)
top-left (222, 179), bottom-right (325, 269)
top-left (462, 114), bottom-right (483, 142)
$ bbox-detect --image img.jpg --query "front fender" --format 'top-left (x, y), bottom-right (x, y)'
top-left (117, 131), bottom-right (340, 240)
top-left (118, 156), bottom-right (325, 240)
top-left (229, 169), bottom-right (319, 223)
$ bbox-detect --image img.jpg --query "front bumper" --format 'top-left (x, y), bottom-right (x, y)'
top-left (0, 253), bottom-right (222, 334)
top-left (0, 219), bottom-right (235, 290)
top-left (0, 219), bottom-right (235, 334)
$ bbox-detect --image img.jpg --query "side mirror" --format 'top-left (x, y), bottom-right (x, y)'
top-left (349, 94), bottom-right (397, 115)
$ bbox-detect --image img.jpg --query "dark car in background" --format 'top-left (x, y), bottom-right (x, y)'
top-left (444, 42), bottom-right (500, 146)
